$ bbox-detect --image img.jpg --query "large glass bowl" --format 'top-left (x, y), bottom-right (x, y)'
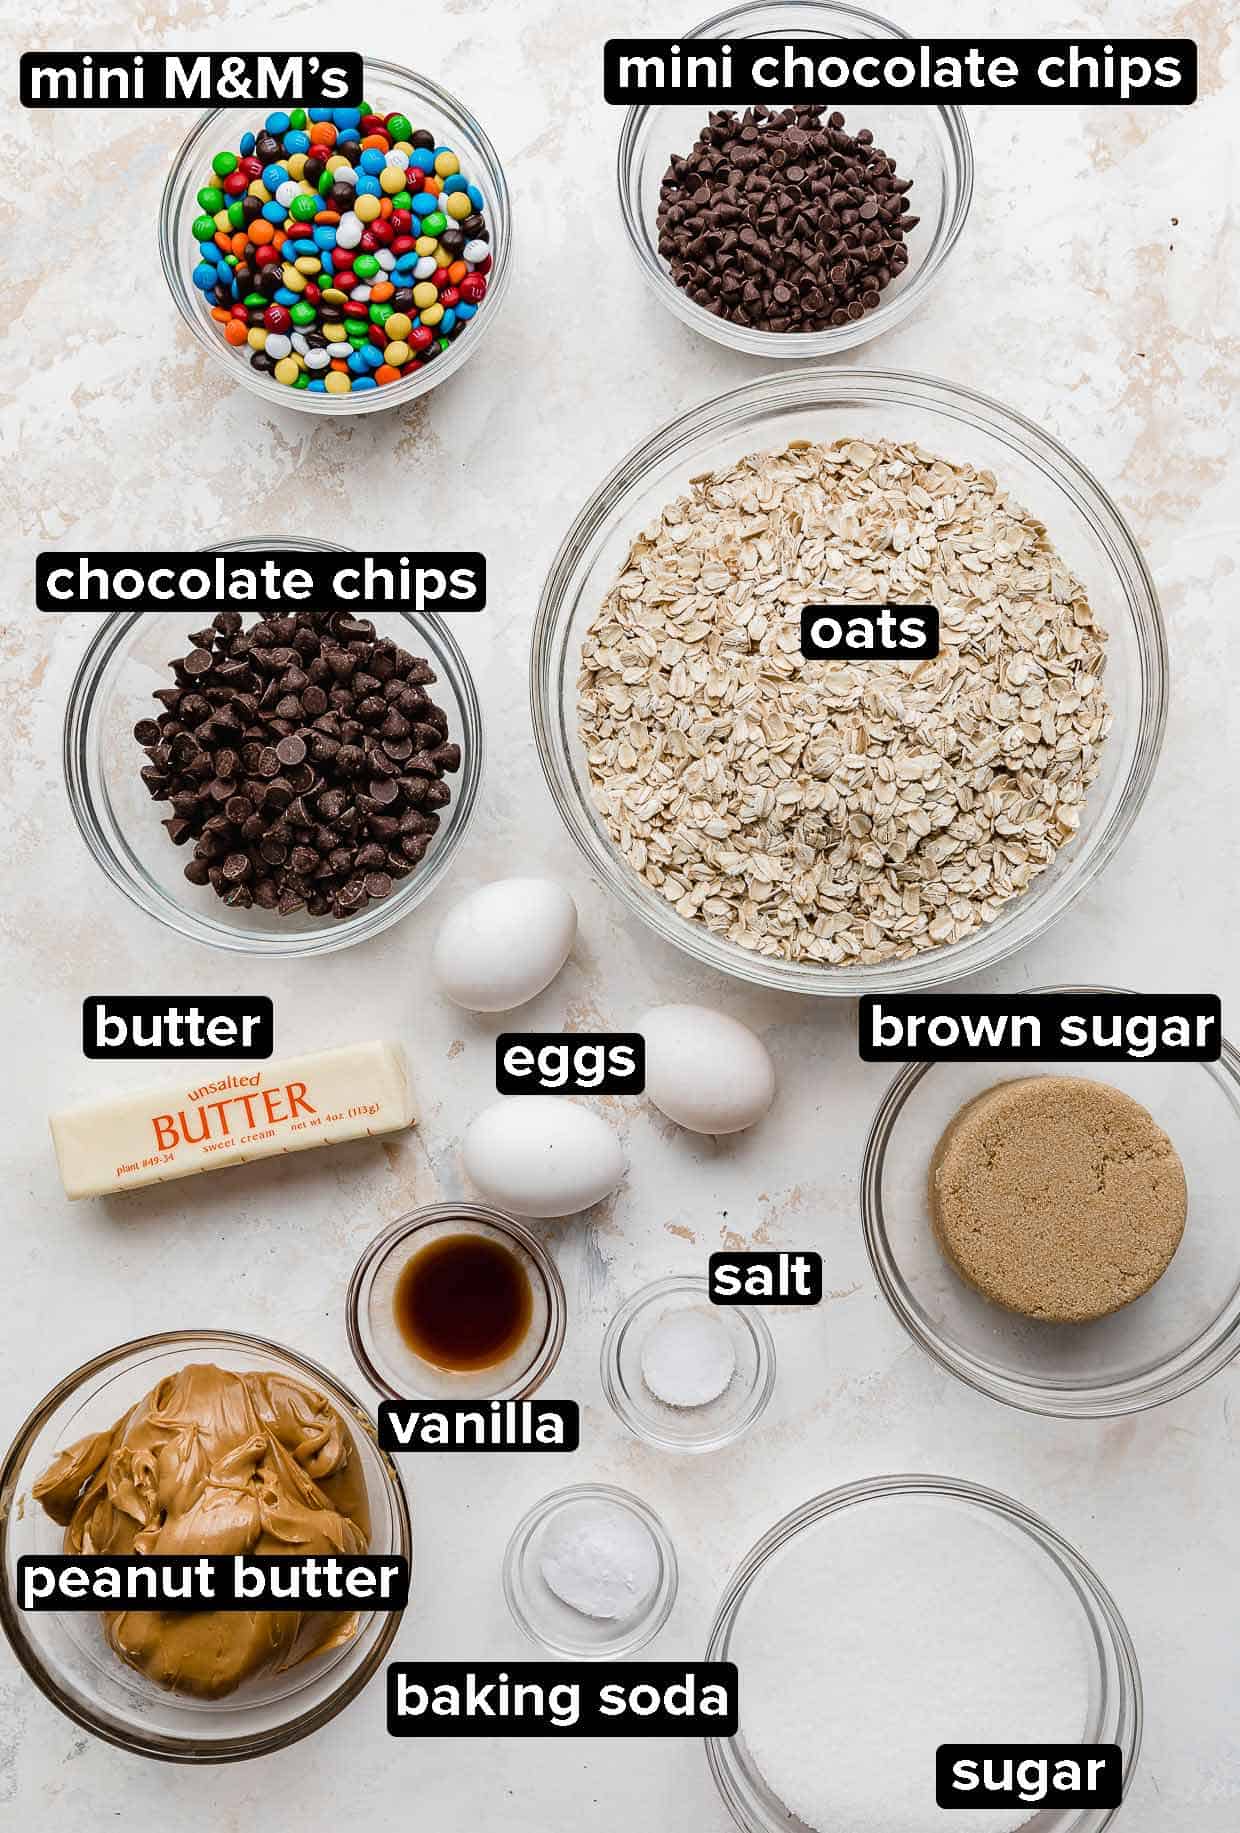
top-left (861, 991), bottom-right (1240, 1416)
top-left (617, 0), bottom-right (972, 357)
top-left (531, 368), bottom-right (1167, 995)
top-left (159, 61), bottom-right (511, 416)
top-left (705, 1475), bottom-right (1141, 1833)
top-left (63, 538), bottom-right (483, 956)
top-left (0, 1330), bottom-right (411, 1764)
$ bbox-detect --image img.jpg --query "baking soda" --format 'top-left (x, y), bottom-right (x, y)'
top-left (539, 1499), bottom-right (659, 1620)
top-left (732, 1496), bottom-right (1091, 1833)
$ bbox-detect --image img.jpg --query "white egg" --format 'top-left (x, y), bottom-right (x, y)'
top-left (641, 1004), bottom-right (775, 1135)
top-left (462, 1098), bottom-right (624, 1217)
top-left (432, 878), bottom-right (577, 1012)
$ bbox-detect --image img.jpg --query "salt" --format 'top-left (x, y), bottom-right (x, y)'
top-left (539, 1499), bottom-right (659, 1620)
top-left (641, 1307), bottom-right (735, 1408)
top-left (732, 1496), bottom-right (1090, 1833)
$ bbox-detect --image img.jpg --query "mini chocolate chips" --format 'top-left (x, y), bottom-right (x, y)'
top-left (133, 609), bottom-right (460, 920)
top-left (656, 105), bottom-right (917, 332)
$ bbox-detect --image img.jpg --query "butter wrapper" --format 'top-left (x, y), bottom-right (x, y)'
top-left (50, 1040), bottom-right (414, 1199)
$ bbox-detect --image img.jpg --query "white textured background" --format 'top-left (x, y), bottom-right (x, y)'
top-left (3, 0), bottom-right (1237, 1826)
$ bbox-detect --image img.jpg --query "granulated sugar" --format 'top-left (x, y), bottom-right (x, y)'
top-left (732, 1496), bottom-right (1090, 1833)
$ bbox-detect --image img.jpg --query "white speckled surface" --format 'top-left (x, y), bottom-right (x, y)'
top-left (4, 0), bottom-right (1238, 1824)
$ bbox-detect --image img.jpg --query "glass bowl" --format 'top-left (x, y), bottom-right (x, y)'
top-left (503, 1483), bottom-right (678, 1658)
top-left (531, 367), bottom-right (1167, 995)
top-left (159, 61), bottom-right (511, 416)
top-left (861, 990), bottom-right (1240, 1417)
top-left (346, 1202), bottom-right (567, 1401)
top-left (63, 538), bottom-right (483, 956)
top-left (617, 0), bottom-right (972, 358)
top-left (600, 1275), bottom-right (775, 1451)
top-left (0, 1330), bottom-right (411, 1764)
top-left (706, 1474), bottom-right (1141, 1833)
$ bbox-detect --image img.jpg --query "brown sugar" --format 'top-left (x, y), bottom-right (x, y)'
top-left (928, 1076), bottom-right (1187, 1323)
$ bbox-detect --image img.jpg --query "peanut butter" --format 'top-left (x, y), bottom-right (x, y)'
top-left (33, 1363), bottom-right (372, 1699)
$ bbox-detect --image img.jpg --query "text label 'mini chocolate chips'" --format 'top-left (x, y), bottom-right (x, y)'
top-left (656, 105), bottom-right (917, 332)
top-left (134, 609), bottom-right (460, 920)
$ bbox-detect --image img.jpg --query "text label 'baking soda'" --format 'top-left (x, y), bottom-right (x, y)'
top-left (800, 606), bottom-right (938, 661)
top-left (496, 1033), bottom-right (645, 1096)
top-left (377, 1399), bottom-right (579, 1453)
top-left (20, 53), bottom-right (361, 109)
top-left (603, 38), bottom-right (1196, 106)
top-left (709, 1250), bottom-right (823, 1305)
top-left (83, 996), bottom-right (273, 1061)
top-left (937, 1745), bottom-right (1123, 1811)
top-left (859, 993), bottom-right (1221, 1063)
top-left (19, 1554), bottom-right (408, 1613)
top-left (36, 551), bottom-right (484, 615)
top-left (387, 1663), bottom-right (738, 1736)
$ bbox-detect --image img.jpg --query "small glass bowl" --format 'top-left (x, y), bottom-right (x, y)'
top-left (531, 367), bottom-right (1167, 995)
top-left (601, 1276), bottom-right (775, 1452)
top-left (617, 0), bottom-right (972, 358)
top-left (0, 1330), bottom-right (410, 1764)
top-left (706, 1475), bottom-right (1141, 1833)
top-left (159, 61), bottom-right (511, 415)
top-left (503, 1483), bottom-right (678, 1658)
top-left (62, 538), bottom-right (483, 957)
top-left (347, 1202), bottom-right (567, 1401)
top-left (861, 991), bottom-right (1240, 1417)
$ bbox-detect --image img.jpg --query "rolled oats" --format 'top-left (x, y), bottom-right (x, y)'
top-left (577, 438), bottom-right (1111, 966)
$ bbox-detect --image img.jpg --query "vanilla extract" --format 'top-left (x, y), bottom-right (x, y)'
top-left (394, 1231), bottom-right (533, 1372)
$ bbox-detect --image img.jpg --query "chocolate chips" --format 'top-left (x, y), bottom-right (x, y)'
top-left (134, 610), bottom-right (460, 920)
top-left (656, 105), bottom-right (918, 333)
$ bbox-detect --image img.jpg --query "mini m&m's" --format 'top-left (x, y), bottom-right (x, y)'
top-left (191, 105), bottom-right (494, 394)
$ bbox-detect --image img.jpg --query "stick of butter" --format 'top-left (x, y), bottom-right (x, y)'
top-left (50, 1041), bottom-right (414, 1200)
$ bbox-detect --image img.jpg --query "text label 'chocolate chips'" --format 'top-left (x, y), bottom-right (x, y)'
top-left (38, 551), bottom-right (485, 615)
top-left (133, 608), bottom-right (461, 920)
